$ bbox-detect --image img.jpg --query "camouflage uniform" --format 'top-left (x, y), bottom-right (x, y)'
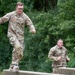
top-left (0, 11), bottom-right (36, 70)
top-left (48, 45), bottom-right (69, 73)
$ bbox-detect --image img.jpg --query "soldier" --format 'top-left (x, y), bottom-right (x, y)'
top-left (48, 39), bottom-right (70, 73)
top-left (0, 2), bottom-right (36, 71)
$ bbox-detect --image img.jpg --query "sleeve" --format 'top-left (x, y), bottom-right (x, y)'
top-left (48, 48), bottom-right (58, 61)
top-left (25, 15), bottom-right (36, 32)
top-left (66, 49), bottom-right (70, 62)
top-left (0, 13), bottom-right (11, 24)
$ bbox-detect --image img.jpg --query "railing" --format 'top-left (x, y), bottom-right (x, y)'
top-left (55, 67), bottom-right (75, 75)
top-left (2, 69), bottom-right (64, 75)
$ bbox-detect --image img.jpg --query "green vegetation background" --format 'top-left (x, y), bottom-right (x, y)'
top-left (0, 0), bottom-right (75, 73)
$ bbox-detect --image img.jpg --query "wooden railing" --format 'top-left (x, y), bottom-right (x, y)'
top-left (55, 67), bottom-right (75, 75)
top-left (2, 69), bottom-right (64, 75)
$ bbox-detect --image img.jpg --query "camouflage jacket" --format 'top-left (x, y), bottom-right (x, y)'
top-left (0, 11), bottom-right (35, 40)
top-left (48, 45), bottom-right (69, 68)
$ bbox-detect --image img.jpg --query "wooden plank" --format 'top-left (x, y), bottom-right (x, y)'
top-left (2, 69), bottom-right (64, 75)
top-left (55, 68), bottom-right (75, 75)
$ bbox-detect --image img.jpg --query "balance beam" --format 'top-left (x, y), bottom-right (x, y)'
top-left (55, 68), bottom-right (75, 75)
top-left (2, 69), bottom-right (64, 75)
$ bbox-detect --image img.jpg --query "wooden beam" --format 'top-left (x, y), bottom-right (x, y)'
top-left (2, 69), bottom-right (64, 75)
top-left (55, 68), bottom-right (75, 75)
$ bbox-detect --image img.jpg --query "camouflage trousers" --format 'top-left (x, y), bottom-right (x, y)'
top-left (9, 35), bottom-right (24, 70)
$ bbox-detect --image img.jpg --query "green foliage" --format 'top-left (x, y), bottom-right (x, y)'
top-left (19, 0), bottom-right (75, 72)
top-left (0, 0), bottom-right (75, 73)
top-left (0, 32), bottom-right (12, 70)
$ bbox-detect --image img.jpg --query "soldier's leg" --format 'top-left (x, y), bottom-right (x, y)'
top-left (9, 37), bottom-right (24, 71)
top-left (12, 39), bottom-right (23, 63)
top-left (10, 47), bottom-right (23, 71)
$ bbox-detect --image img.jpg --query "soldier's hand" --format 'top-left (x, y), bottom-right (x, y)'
top-left (67, 58), bottom-right (70, 62)
top-left (30, 30), bottom-right (36, 34)
top-left (57, 56), bottom-right (62, 61)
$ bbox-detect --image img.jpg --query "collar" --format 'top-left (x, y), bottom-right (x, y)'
top-left (56, 45), bottom-right (63, 49)
top-left (14, 11), bottom-right (23, 17)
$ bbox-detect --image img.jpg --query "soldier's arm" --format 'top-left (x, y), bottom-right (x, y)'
top-left (66, 50), bottom-right (70, 62)
top-left (25, 15), bottom-right (36, 34)
top-left (66, 56), bottom-right (70, 62)
top-left (48, 48), bottom-right (58, 61)
top-left (0, 13), bottom-right (11, 24)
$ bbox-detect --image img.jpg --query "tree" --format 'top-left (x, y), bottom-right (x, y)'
top-left (33, 0), bottom-right (58, 12)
